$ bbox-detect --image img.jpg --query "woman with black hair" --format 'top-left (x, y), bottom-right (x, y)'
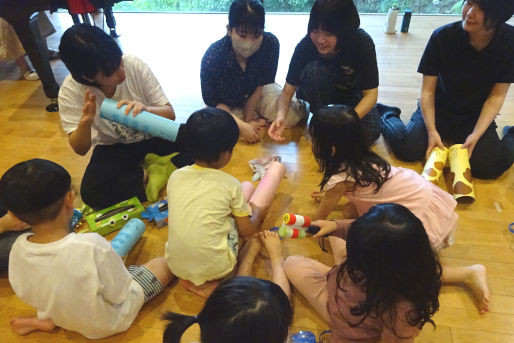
top-left (381, 0), bottom-right (514, 179)
top-left (268, 0), bottom-right (381, 143)
top-left (58, 24), bottom-right (191, 209)
top-left (201, 0), bottom-right (308, 143)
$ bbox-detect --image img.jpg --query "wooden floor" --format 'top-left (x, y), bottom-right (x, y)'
top-left (0, 13), bottom-right (513, 343)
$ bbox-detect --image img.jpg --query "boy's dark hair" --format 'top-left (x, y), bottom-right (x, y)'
top-left (0, 159), bottom-right (71, 226)
top-left (309, 104), bottom-right (390, 192)
top-left (308, 0), bottom-right (360, 50)
top-left (184, 107), bottom-right (239, 163)
top-left (339, 203), bottom-right (441, 333)
top-left (59, 24), bottom-right (123, 86)
top-left (162, 276), bottom-right (292, 343)
top-left (466, 0), bottom-right (514, 29)
top-left (228, 0), bottom-right (265, 35)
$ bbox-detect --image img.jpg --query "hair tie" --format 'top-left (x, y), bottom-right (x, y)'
top-left (191, 315), bottom-right (199, 324)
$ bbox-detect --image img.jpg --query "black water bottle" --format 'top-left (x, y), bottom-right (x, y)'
top-left (401, 9), bottom-right (412, 33)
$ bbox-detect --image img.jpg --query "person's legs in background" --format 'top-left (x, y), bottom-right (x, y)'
top-left (80, 138), bottom-right (191, 209)
top-left (381, 103), bottom-right (429, 162)
top-left (103, 6), bottom-right (119, 37)
top-left (457, 122), bottom-right (514, 179)
top-left (258, 83), bottom-right (309, 128)
top-left (0, 209), bottom-right (31, 271)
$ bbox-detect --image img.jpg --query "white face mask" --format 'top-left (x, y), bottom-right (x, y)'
top-left (231, 34), bottom-right (263, 58)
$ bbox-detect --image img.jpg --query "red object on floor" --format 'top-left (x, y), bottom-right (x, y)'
top-left (66, 0), bottom-right (97, 14)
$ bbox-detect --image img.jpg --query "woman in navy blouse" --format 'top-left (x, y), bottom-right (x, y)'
top-left (201, 0), bottom-right (308, 143)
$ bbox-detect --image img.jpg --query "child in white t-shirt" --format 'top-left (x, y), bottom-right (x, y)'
top-left (166, 107), bottom-right (264, 298)
top-left (0, 159), bottom-right (174, 339)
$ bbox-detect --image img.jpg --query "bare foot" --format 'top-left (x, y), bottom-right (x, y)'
top-left (240, 122), bottom-right (261, 144)
top-left (259, 230), bottom-right (283, 262)
top-left (10, 317), bottom-right (55, 335)
top-left (245, 235), bottom-right (263, 261)
top-left (465, 264), bottom-right (490, 314)
top-left (0, 214), bottom-right (30, 233)
top-left (259, 230), bottom-right (291, 299)
top-left (179, 279), bottom-right (220, 299)
top-left (237, 235), bottom-right (262, 276)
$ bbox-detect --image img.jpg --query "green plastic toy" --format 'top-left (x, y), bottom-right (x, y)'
top-left (85, 197), bottom-right (145, 236)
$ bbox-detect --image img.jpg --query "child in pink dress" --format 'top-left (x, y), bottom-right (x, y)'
top-left (286, 203), bottom-right (441, 342)
top-left (301, 105), bottom-right (488, 313)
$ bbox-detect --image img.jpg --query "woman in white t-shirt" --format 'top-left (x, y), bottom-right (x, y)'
top-left (58, 24), bottom-right (192, 209)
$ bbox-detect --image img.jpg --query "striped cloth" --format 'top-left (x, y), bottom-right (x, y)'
top-left (128, 265), bottom-right (163, 303)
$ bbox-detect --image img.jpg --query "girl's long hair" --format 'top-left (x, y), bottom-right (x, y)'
top-left (163, 276), bottom-right (292, 343)
top-left (309, 104), bottom-right (390, 191)
top-left (338, 204), bottom-right (442, 332)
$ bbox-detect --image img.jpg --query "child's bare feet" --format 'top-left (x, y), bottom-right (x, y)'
top-left (465, 264), bottom-right (490, 314)
top-left (10, 317), bottom-right (55, 335)
top-left (259, 230), bottom-right (282, 262)
top-left (240, 122), bottom-right (261, 144)
top-left (237, 235), bottom-right (262, 276)
top-left (259, 230), bottom-right (291, 300)
top-left (179, 279), bottom-right (220, 299)
top-left (245, 235), bottom-right (263, 260)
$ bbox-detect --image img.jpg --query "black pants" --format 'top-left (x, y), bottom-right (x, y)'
top-left (81, 137), bottom-right (192, 209)
top-left (381, 104), bottom-right (514, 179)
top-left (296, 59), bottom-right (381, 144)
top-left (0, 208), bottom-right (31, 271)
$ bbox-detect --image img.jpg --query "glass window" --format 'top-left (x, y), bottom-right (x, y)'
top-left (113, 0), bottom-right (465, 14)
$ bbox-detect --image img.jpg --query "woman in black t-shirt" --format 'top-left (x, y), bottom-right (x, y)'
top-left (268, 0), bottom-right (381, 143)
top-left (382, 0), bottom-right (514, 179)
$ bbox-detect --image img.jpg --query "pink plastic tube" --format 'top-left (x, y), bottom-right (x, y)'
top-left (249, 162), bottom-right (286, 208)
top-left (241, 181), bottom-right (256, 203)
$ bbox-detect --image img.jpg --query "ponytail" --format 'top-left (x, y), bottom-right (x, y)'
top-left (162, 312), bottom-right (198, 343)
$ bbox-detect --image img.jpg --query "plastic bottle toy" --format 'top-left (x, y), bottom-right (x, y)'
top-left (289, 330), bottom-right (317, 343)
top-left (272, 224), bottom-right (320, 239)
top-left (278, 226), bottom-right (307, 239)
top-left (110, 218), bottom-right (146, 257)
top-left (100, 98), bottom-right (180, 142)
top-left (69, 209), bottom-right (83, 230)
top-left (283, 213), bottom-right (311, 227)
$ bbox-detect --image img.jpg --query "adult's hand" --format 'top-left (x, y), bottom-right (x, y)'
top-left (425, 130), bottom-right (445, 160)
top-left (268, 117), bottom-right (285, 142)
top-left (80, 89), bottom-right (97, 126)
top-left (462, 132), bottom-right (479, 157)
top-left (116, 100), bottom-right (147, 116)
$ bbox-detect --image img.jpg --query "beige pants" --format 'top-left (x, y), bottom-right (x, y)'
top-left (283, 236), bottom-right (347, 324)
top-left (230, 83), bottom-right (309, 128)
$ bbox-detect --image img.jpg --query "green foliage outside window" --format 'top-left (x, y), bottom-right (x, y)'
top-left (113, 0), bottom-right (464, 14)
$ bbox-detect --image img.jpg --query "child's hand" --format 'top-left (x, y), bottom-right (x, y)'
top-left (116, 100), bottom-right (147, 116)
top-left (311, 220), bottom-right (337, 238)
top-left (80, 89), bottom-right (97, 126)
top-left (311, 190), bottom-right (324, 202)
